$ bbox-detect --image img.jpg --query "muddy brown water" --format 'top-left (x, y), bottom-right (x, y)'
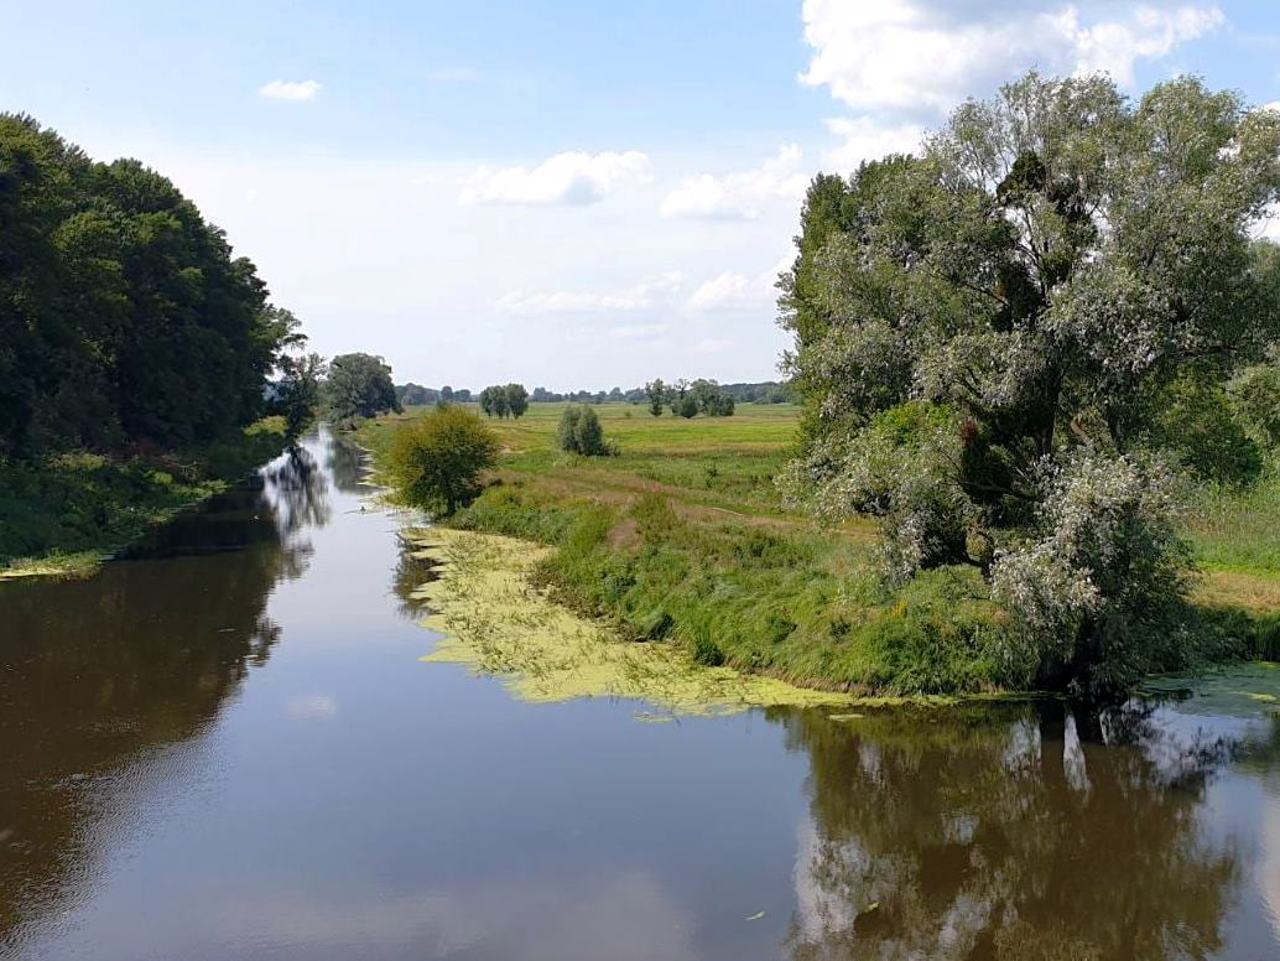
top-left (2, 428), bottom-right (1279, 960)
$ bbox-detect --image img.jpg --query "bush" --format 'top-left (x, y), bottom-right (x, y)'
top-left (558, 405), bottom-right (614, 456)
top-left (386, 407), bottom-right (499, 515)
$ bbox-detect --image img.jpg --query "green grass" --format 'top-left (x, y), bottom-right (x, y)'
top-left (0, 416), bottom-right (290, 580)
top-left (356, 402), bottom-right (1280, 693)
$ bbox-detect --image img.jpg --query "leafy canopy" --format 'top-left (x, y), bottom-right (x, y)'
top-left (322, 353), bottom-right (399, 424)
top-left (780, 72), bottom-right (1280, 695)
top-left (386, 406), bottom-right (499, 515)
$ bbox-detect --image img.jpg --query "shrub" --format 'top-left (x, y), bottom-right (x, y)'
top-left (557, 405), bottom-right (614, 456)
top-left (385, 407), bottom-right (499, 515)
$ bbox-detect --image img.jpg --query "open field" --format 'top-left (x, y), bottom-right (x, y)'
top-left (357, 402), bottom-right (1280, 692)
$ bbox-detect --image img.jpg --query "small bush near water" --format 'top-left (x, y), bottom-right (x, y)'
top-left (385, 406), bottom-right (499, 515)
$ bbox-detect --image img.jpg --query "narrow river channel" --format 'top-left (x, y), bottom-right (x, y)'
top-left (3, 428), bottom-right (1280, 960)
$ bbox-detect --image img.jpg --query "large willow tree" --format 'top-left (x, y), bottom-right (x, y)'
top-left (780, 73), bottom-right (1280, 694)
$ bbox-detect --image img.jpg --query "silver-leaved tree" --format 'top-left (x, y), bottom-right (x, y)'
top-left (779, 71), bottom-right (1280, 695)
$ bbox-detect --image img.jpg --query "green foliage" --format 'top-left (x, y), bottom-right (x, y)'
top-left (644, 379), bottom-right (666, 417)
top-left (1146, 372), bottom-right (1263, 486)
top-left (0, 114), bottom-right (298, 458)
top-left (690, 379), bottom-right (736, 416)
top-left (322, 353), bottom-right (399, 424)
top-left (504, 383), bottom-right (529, 418)
top-left (385, 406), bottom-right (499, 515)
top-left (0, 418), bottom-right (287, 571)
top-left (557, 405), bottom-right (614, 456)
top-left (1230, 348), bottom-right (1280, 448)
top-left (479, 383), bottom-right (528, 419)
top-left (782, 71), bottom-right (1280, 696)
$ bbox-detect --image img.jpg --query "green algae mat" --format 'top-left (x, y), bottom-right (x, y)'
top-left (404, 526), bottom-right (852, 717)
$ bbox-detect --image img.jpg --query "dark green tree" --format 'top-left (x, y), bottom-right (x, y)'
top-left (322, 353), bottom-right (399, 424)
top-left (504, 383), bottom-right (529, 418)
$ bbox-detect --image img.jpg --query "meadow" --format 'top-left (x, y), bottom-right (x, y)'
top-left (358, 402), bottom-right (1280, 693)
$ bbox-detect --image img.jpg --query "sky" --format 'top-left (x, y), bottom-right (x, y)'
top-left (4, 0), bottom-right (1280, 390)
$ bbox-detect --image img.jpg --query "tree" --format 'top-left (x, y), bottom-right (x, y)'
top-left (505, 383), bottom-right (529, 418)
top-left (0, 114), bottom-right (296, 457)
top-left (479, 385), bottom-right (513, 418)
top-left (780, 72), bottom-right (1280, 696)
top-left (558, 405), bottom-right (613, 456)
top-left (385, 406), bottom-right (499, 515)
top-left (322, 353), bottom-right (400, 424)
top-left (644, 379), bottom-right (667, 417)
top-left (676, 394), bottom-right (699, 418)
top-left (259, 307), bottom-right (323, 437)
top-left (440, 385), bottom-right (454, 403)
top-left (691, 379), bottom-right (736, 417)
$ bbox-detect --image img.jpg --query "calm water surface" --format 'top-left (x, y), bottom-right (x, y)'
top-left (2, 429), bottom-right (1280, 960)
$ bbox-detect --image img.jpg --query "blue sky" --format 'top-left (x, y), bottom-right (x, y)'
top-left (5, 0), bottom-right (1280, 389)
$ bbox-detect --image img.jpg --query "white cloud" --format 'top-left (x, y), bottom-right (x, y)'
top-left (1052, 5), bottom-right (1224, 87)
top-left (610, 323), bottom-right (669, 339)
top-left (821, 117), bottom-right (925, 171)
top-left (660, 145), bottom-right (809, 220)
top-left (460, 150), bottom-right (650, 206)
top-left (799, 1), bottom-right (1223, 114)
top-left (258, 79), bottom-right (322, 102)
top-left (688, 255), bottom-right (789, 312)
top-left (693, 338), bottom-right (736, 354)
top-left (497, 273), bottom-right (682, 315)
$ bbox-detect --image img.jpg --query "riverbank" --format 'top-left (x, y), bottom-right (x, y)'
top-left (356, 403), bottom-right (1280, 695)
top-left (0, 417), bottom-right (291, 581)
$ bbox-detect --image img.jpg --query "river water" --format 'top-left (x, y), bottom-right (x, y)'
top-left (2, 428), bottom-right (1279, 960)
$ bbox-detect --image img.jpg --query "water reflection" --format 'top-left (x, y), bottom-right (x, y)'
top-left (0, 433), bottom-right (336, 953)
top-left (775, 702), bottom-right (1250, 960)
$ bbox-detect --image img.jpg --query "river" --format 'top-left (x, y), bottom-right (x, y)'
top-left (2, 428), bottom-right (1279, 960)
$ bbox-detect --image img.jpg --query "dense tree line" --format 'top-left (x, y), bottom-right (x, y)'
top-left (0, 114), bottom-right (303, 458)
top-left (391, 380), bottom-right (789, 408)
top-left (779, 72), bottom-right (1280, 696)
top-left (642, 378), bottom-right (735, 417)
top-left (396, 383), bottom-right (472, 406)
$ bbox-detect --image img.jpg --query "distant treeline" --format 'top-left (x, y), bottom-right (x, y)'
top-left (0, 114), bottom-right (304, 459)
top-left (395, 380), bottom-right (792, 406)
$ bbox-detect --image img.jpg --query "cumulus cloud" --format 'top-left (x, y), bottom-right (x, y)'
top-left (660, 145), bottom-right (808, 220)
top-left (497, 273), bottom-right (682, 315)
top-left (460, 150), bottom-right (650, 206)
top-left (821, 117), bottom-right (925, 171)
top-left (258, 79), bottom-right (322, 102)
top-left (687, 256), bottom-right (789, 312)
top-left (799, 0), bottom-right (1223, 114)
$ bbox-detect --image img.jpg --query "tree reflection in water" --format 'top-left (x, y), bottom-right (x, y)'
top-left (0, 438), bottom-right (333, 952)
top-left (775, 701), bottom-right (1244, 961)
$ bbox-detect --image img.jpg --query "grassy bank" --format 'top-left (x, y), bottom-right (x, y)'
top-left (0, 417), bottom-right (290, 580)
top-left (357, 403), bottom-right (1280, 694)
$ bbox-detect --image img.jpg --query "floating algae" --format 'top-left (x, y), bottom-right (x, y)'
top-left (404, 527), bottom-right (851, 716)
top-left (1141, 662), bottom-right (1280, 718)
